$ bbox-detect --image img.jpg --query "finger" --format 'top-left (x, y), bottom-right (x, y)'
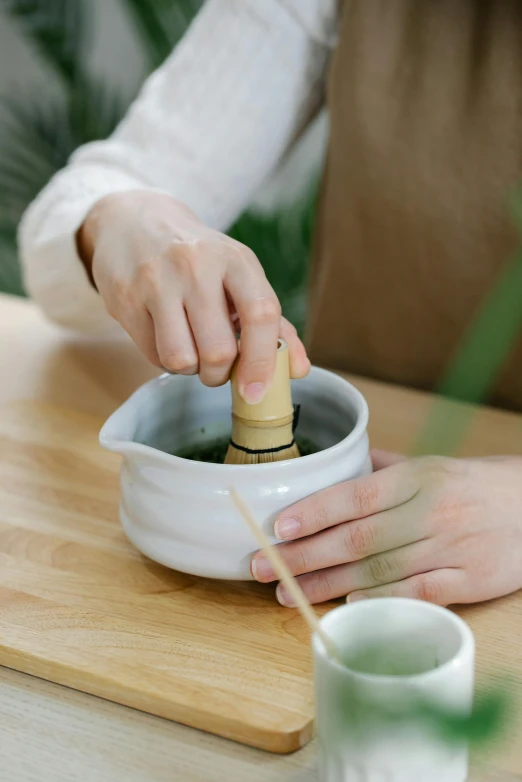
top-left (117, 306), bottom-right (162, 368)
top-left (226, 309), bottom-right (308, 378)
top-left (274, 461), bottom-right (420, 541)
top-left (225, 259), bottom-right (281, 404)
top-left (185, 280), bottom-right (238, 386)
top-left (371, 449), bottom-right (407, 470)
top-left (346, 568), bottom-right (467, 607)
top-left (149, 300), bottom-right (199, 375)
top-left (276, 539), bottom-right (438, 605)
top-left (225, 291), bottom-right (241, 335)
top-left (279, 317), bottom-right (310, 379)
top-left (252, 505), bottom-right (424, 583)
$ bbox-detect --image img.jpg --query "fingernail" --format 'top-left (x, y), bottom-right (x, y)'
top-left (275, 517), bottom-right (300, 541)
top-left (276, 583), bottom-right (295, 607)
top-left (346, 592), bottom-right (368, 603)
top-left (242, 382), bottom-right (265, 404)
top-left (251, 556), bottom-right (276, 582)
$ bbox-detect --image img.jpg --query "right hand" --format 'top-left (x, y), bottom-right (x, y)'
top-left (77, 190), bottom-right (310, 401)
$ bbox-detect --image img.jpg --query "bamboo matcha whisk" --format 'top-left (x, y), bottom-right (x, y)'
top-left (225, 339), bottom-right (301, 465)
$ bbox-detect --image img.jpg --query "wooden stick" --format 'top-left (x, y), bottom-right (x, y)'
top-left (230, 488), bottom-right (343, 666)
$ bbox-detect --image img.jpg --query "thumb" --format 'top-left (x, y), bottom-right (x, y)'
top-left (371, 448), bottom-right (406, 471)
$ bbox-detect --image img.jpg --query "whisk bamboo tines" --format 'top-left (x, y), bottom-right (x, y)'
top-left (225, 340), bottom-right (301, 465)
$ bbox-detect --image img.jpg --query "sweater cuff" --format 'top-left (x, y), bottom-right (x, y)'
top-left (18, 164), bottom-right (167, 335)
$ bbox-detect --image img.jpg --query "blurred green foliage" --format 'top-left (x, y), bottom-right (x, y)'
top-left (335, 653), bottom-right (509, 749)
top-left (412, 195), bottom-right (522, 454)
top-left (0, 0), bottom-right (313, 332)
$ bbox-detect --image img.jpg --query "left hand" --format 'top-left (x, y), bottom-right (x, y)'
top-left (251, 450), bottom-right (522, 606)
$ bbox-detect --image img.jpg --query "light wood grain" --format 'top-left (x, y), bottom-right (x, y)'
top-left (0, 666), bottom-right (319, 782)
top-left (230, 488), bottom-right (342, 665)
top-left (1, 293), bottom-right (522, 781)
top-left (0, 399), bottom-right (333, 753)
top-left (350, 373), bottom-right (522, 458)
top-left (0, 667), bottom-right (519, 782)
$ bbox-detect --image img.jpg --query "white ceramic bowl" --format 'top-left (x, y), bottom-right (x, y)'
top-left (99, 367), bottom-right (371, 580)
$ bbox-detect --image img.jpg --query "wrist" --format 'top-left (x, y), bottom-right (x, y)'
top-left (75, 191), bottom-right (148, 288)
top-left (75, 196), bottom-right (111, 289)
top-left (75, 190), bottom-right (200, 289)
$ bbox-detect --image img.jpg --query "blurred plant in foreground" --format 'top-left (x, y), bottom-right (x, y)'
top-left (412, 191), bottom-right (522, 453)
top-left (336, 655), bottom-right (508, 749)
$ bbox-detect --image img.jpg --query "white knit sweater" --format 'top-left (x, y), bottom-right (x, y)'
top-left (19, 0), bottom-right (338, 335)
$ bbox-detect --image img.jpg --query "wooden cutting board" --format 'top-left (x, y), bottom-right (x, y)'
top-left (0, 400), bottom-right (334, 754)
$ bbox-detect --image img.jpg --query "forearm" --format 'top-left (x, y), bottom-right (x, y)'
top-left (19, 0), bottom-right (335, 333)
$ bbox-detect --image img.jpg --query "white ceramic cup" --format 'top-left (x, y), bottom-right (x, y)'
top-left (313, 598), bottom-right (475, 782)
top-left (100, 368), bottom-right (371, 580)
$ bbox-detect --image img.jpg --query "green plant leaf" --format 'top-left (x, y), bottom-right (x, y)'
top-left (1, 0), bottom-right (87, 85)
top-left (335, 664), bottom-right (509, 749)
top-left (0, 79), bottom-right (127, 240)
top-left (121, 0), bottom-right (203, 70)
top-left (0, 222), bottom-right (24, 295)
top-left (0, 92), bottom-right (73, 168)
top-left (66, 73), bottom-right (129, 144)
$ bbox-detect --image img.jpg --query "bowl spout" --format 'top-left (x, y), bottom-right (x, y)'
top-left (99, 401), bottom-right (142, 456)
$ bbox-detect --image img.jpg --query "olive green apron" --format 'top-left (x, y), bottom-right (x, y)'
top-left (307, 0), bottom-right (522, 410)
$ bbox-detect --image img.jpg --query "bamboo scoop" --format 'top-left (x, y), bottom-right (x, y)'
top-left (230, 488), bottom-right (343, 665)
top-left (225, 339), bottom-right (301, 465)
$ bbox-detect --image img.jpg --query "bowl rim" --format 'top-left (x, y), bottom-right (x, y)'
top-left (313, 598), bottom-right (475, 683)
top-left (99, 366), bottom-right (369, 473)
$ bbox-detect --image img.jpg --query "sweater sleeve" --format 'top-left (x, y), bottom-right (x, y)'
top-left (19, 0), bottom-right (337, 335)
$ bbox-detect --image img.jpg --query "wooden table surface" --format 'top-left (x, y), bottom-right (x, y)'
top-left (1, 292), bottom-right (521, 782)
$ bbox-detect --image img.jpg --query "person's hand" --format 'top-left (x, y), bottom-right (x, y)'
top-left (251, 450), bottom-right (522, 606)
top-left (77, 190), bottom-right (309, 398)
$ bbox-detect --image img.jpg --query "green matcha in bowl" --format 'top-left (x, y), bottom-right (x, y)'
top-left (99, 367), bottom-right (371, 580)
